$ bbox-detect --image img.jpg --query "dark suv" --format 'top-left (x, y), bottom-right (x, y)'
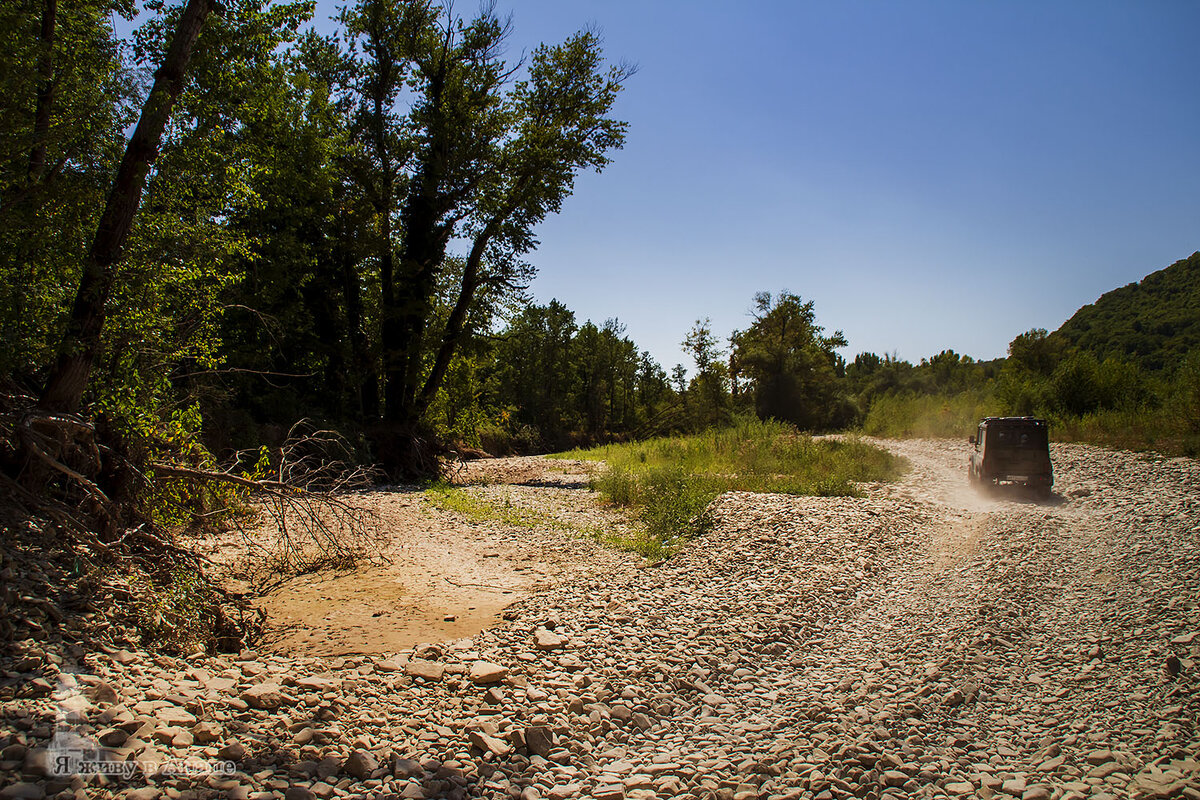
top-left (968, 417), bottom-right (1053, 496)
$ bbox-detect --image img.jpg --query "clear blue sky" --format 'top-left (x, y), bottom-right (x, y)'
top-left (322, 1), bottom-right (1200, 373)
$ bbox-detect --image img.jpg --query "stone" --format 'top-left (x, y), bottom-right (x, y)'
top-left (593, 785), bottom-right (626, 800)
top-left (400, 782), bottom-right (427, 799)
top-left (295, 676), bottom-right (342, 692)
top-left (83, 681), bottom-right (121, 705)
top-left (1132, 772), bottom-right (1190, 799)
top-left (241, 682), bottom-right (286, 710)
top-left (0, 784), bottom-right (45, 800)
top-left (1022, 787), bottom-right (1051, 800)
top-left (218, 742), bottom-right (247, 761)
top-left (191, 721), bottom-right (222, 744)
top-left (534, 629), bottom-right (568, 650)
top-left (316, 755), bottom-right (341, 779)
top-left (97, 727), bottom-right (129, 747)
top-left (124, 790), bottom-right (161, 800)
top-left (469, 730), bottom-right (512, 757)
top-left (1001, 777), bottom-right (1026, 796)
top-left (375, 658), bottom-right (407, 672)
top-left (524, 725), bottom-right (555, 758)
top-left (394, 758), bottom-right (422, 778)
top-left (405, 659), bottom-right (446, 681)
top-left (285, 789), bottom-right (315, 800)
top-left (345, 749), bottom-right (378, 779)
top-left (155, 705), bottom-right (197, 726)
top-left (468, 661), bottom-right (508, 684)
top-left (1089, 763), bottom-right (1126, 779)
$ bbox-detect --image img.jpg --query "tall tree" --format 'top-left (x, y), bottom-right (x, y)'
top-left (683, 318), bottom-right (731, 428)
top-left (334, 0), bottom-right (630, 466)
top-left (39, 0), bottom-right (215, 413)
top-left (0, 0), bottom-right (136, 380)
top-left (731, 291), bottom-right (848, 430)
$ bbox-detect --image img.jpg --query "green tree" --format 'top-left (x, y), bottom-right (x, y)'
top-left (39, 0), bottom-right (217, 413)
top-left (1174, 350), bottom-right (1200, 434)
top-left (330, 0), bottom-right (630, 469)
top-left (1007, 328), bottom-right (1063, 377)
top-left (492, 300), bottom-right (580, 443)
top-left (683, 318), bottom-right (731, 428)
top-left (0, 0), bottom-right (137, 383)
top-left (730, 292), bottom-right (848, 430)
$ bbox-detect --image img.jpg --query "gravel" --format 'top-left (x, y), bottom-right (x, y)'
top-left (1, 440), bottom-right (1198, 800)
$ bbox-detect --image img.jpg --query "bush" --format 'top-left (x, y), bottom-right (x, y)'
top-left (1049, 352), bottom-right (1102, 416)
top-left (1173, 350), bottom-right (1200, 433)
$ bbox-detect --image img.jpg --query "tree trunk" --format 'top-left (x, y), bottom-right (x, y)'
top-left (383, 164), bottom-right (448, 424)
top-left (338, 236), bottom-right (377, 419)
top-left (415, 215), bottom-right (500, 417)
top-left (28, 0), bottom-right (56, 181)
top-left (39, 0), bottom-right (213, 414)
top-left (381, 62), bottom-right (450, 426)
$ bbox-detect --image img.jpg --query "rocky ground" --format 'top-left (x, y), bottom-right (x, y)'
top-left (1, 439), bottom-right (1198, 800)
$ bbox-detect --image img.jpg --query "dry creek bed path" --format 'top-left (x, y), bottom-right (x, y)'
top-left (1, 438), bottom-right (1199, 800)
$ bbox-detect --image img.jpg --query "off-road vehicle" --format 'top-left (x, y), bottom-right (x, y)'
top-left (968, 416), bottom-right (1053, 497)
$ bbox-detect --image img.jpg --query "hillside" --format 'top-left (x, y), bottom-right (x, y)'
top-left (1051, 251), bottom-right (1200, 371)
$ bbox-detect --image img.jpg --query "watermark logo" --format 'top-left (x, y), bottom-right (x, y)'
top-left (48, 672), bottom-right (235, 780)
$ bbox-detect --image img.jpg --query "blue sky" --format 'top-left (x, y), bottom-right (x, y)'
top-left (329, 1), bottom-right (1200, 372)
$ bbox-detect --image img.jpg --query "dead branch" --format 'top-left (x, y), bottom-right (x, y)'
top-left (150, 462), bottom-right (292, 493)
top-left (151, 423), bottom-right (386, 591)
top-left (19, 412), bottom-right (111, 515)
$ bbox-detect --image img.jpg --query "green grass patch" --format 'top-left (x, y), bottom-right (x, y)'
top-left (424, 481), bottom-right (670, 559)
top-left (423, 482), bottom-right (560, 528)
top-left (557, 417), bottom-right (904, 553)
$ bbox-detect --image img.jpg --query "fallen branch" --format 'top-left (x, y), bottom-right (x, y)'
top-left (150, 462), bottom-right (292, 493)
top-left (149, 423), bottom-right (387, 591)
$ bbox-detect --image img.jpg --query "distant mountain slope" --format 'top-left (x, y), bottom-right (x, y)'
top-left (1050, 251), bottom-right (1200, 371)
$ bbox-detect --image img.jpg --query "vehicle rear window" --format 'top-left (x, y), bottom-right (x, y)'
top-left (990, 427), bottom-right (1047, 448)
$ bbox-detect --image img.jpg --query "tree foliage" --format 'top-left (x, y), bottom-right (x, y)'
top-left (1050, 251), bottom-right (1200, 372)
top-left (730, 292), bottom-right (850, 430)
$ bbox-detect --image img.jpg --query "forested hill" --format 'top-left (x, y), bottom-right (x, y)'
top-left (1050, 251), bottom-right (1200, 371)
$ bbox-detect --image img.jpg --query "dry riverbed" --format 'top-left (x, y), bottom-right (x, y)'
top-left (1, 439), bottom-right (1198, 800)
top-left (247, 458), bottom-right (629, 657)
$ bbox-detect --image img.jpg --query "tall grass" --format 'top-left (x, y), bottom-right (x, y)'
top-left (862, 389), bottom-right (1002, 439)
top-left (1049, 408), bottom-right (1199, 457)
top-left (860, 388), bottom-right (1199, 457)
top-left (558, 417), bottom-right (904, 550)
